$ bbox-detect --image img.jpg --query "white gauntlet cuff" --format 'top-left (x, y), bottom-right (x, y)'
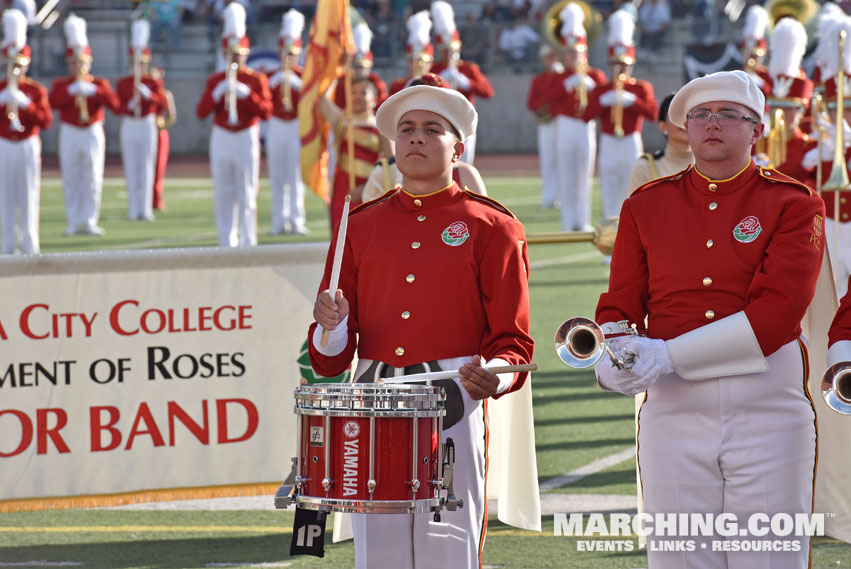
top-left (311, 315), bottom-right (349, 356)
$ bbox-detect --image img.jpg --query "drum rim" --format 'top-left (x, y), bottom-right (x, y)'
top-left (296, 495), bottom-right (441, 514)
top-left (294, 408), bottom-right (446, 418)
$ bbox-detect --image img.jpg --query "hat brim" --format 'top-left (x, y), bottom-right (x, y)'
top-left (375, 84), bottom-right (478, 141)
top-left (668, 70), bottom-right (765, 128)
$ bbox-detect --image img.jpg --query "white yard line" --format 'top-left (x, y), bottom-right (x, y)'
top-left (0, 563), bottom-right (82, 567)
top-left (539, 447), bottom-right (636, 492)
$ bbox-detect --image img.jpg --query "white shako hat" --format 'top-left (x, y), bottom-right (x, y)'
top-left (10, 0), bottom-right (35, 25)
top-left (406, 10), bottom-right (433, 57)
top-left (222, 2), bottom-right (249, 54)
top-left (64, 13), bottom-right (91, 60)
top-left (769, 17), bottom-right (807, 79)
top-left (668, 70), bottom-right (765, 128)
top-left (559, 2), bottom-right (587, 51)
top-left (431, 0), bottom-right (460, 48)
top-left (741, 5), bottom-right (769, 55)
top-left (279, 9), bottom-right (305, 53)
top-left (2, 8), bottom-right (29, 63)
top-left (130, 19), bottom-right (151, 60)
top-left (376, 84), bottom-right (477, 140)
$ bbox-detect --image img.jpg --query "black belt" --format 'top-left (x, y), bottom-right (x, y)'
top-left (356, 360), bottom-right (464, 430)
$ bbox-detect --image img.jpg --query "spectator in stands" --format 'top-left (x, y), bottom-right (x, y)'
top-left (151, 0), bottom-right (184, 49)
top-left (497, 14), bottom-right (539, 70)
top-left (638, 0), bottom-right (671, 54)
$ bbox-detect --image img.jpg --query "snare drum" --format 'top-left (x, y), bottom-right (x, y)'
top-left (292, 383), bottom-right (446, 514)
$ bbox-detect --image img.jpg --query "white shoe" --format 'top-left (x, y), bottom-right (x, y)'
top-left (62, 226), bottom-right (76, 236)
top-left (579, 224), bottom-right (595, 233)
top-left (292, 225), bottom-right (309, 235)
top-left (82, 225), bottom-right (105, 236)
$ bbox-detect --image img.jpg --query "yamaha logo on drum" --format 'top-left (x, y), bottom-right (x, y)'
top-left (343, 421), bottom-right (360, 438)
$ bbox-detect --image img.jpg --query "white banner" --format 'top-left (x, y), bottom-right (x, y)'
top-left (0, 244), bottom-right (328, 510)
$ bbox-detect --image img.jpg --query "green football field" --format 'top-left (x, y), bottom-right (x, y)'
top-left (1, 170), bottom-right (849, 567)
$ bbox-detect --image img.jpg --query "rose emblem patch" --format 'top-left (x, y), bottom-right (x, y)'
top-left (442, 221), bottom-right (470, 246)
top-left (733, 215), bottom-right (762, 243)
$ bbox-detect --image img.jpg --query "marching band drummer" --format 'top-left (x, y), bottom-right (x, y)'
top-left (116, 19), bottom-right (168, 222)
top-left (49, 13), bottom-right (119, 237)
top-left (595, 70), bottom-right (824, 568)
top-left (582, 9), bottom-right (657, 222)
top-left (308, 81), bottom-right (534, 569)
top-left (0, 7), bottom-right (52, 255)
top-left (196, 2), bottom-right (272, 247)
top-left (627, 92), bottom-right (693, 190)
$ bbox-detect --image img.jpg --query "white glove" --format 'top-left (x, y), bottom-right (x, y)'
top-left (269, 71), bottom-right (302, 90)
top-left (439, 68), bottom-right (471, 91)
top-left (599, 89), bottom-right (637, 108)
top-left (620, 336), bottom-right (673, 389)
top-left (135, 82), bottom-right (152, 99)
top-left (212, 80), bottom-right (228, 102)
top-left (69, 80), bottom-right (97, 97)
top-left (562, 73), bottom-right (595, 92)
top-left (235, 81), bottom-right (251, 99)
top-left (594, 356), bottom-right (646, 396)
top-left (0, 88), bottom-right (30, 108)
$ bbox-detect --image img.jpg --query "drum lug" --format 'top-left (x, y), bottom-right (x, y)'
top-left (408, 478), bottom-right (421, 492)
top-left (274, 456), bottom-right (299, 509)
top-left (322, 477), bottom-right (334, 491)
top-left (367, 479), bottom-right (377, 492)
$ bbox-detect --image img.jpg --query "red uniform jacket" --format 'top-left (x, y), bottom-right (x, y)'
top-left (115, 75), bottom-right (168, 117)
top-left (309, 182), bottom-right (534, 396)
top-left (49, 76), bottom-right (119, 127)
top-left (597, 163), bottom-right (825, 357)
top-left (267, 65), bottom-right (303, 121)
top-left (429, 60), bottom-right (494, 105)
top-left (389, 76), bottom-right (409, 97)
top-left (527, 70), bottom-right (561, 121)
top-left (0, 77), bottom-right (52, 140)
top-left (196, 68), bottom-right (272, 131)
top-left (333, 71), bottom-right (388, 110)
top-left (549, 67), bottom-right (607, 119)
top-left (774, 129), bottom-right (816, 187)
top-left (582, 76), bottom-right (658, 135)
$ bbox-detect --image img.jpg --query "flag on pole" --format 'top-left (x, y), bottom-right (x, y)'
top-left (298, 0), bottom-right (353, 203)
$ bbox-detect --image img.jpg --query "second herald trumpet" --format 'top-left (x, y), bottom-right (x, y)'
top-left (6, 62), bottom-right (24, 133)
top-left (226, 59), bottom-right (239, 126)
top-left (611, 72), bottom-right (626, 138)
top-left (554, 317), bottom-right (636, 370)
top-left (76, 60), bottom-right (90, 124)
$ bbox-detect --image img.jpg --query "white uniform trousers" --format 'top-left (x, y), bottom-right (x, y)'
top-left (826, 218), bottom-right (851, 299)
top-left (639, 340), bottom-right (816, 569)
top-left (598, 131), bottom-right (642, 219)
top-left (460, 133), bottom-right (477, 164)
top-left (120, 114), bottom-right (157, 221)
top-left (0, 135), bottom-right (41, 254)
top-left (210, 124), bottom-right (260, 247)
top-left (267, 116), bottom-right (306, 233)
top-left (352, 355), bottom-right (486, 569)
top-left (58, 122), bottom-right (106, 232)
top-left (556, 116), bottom-right (596, 231)
top-left (537, 120), bottom-right (558, 208)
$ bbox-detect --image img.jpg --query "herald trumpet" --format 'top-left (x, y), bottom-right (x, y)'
top-left (821, 361), bottom-right (851, 415)
top-left (554, 317), bottom-right (635, 370)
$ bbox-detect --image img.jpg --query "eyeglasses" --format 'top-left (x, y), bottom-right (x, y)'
top-left (686, 110), bottom-right (759, 127)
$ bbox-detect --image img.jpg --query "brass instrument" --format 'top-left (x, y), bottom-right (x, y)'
top-left (765, 0), bottom-right (817, 28)
top-left (576, 59), bottom-right (589, 111)
top-left (412, 51), bottom-right (432, 78)
top-left (554, 317), bottom-right (636, 369)
top-left (542, 0), bottom-right (602, 50)
top-left (445, 44), bottom-right (461, 89)
top-left (281, 53), bottom-right (294, 112)
top-left (823, 30), bottom-right (851, 265)
top-left (6, 62), bottom-right (24, 133)
top-left (821, 361), bottom-right (851, 414)
top-left (75, 59), bottom-right (90, 123)
top-left (766, 107), bottom-right (788, 166)
top-left (226, 57), bottom-right (239, 126)
top-left (132, 49), bottom-right (142, 119)
top-left (526, 216), bottom-right (618, 255)
top-left (611, 72), bottom-right (626, 138)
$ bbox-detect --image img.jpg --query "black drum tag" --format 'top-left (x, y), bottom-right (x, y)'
top-left (289, 507), bottom-right (326, 557)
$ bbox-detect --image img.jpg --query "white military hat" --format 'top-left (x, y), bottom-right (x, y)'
top-left (376, 84), bottom-right (477, 140)
top-left (668, 70), bottom-right (765, 128)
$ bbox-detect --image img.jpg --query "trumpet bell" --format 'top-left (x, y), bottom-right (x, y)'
top-left (822, 361), bottom-right (851, 415)
top-left (554, 317), bottom-right (605, 368)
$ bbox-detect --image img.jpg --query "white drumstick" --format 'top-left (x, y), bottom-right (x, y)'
top-left (321, 195), bottom-right (351, 346)
top-left (379, 363), bottom-right (538, 384)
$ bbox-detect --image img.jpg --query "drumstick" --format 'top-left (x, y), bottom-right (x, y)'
top-left (379, 363), bottom-right (538, 384)
top-left (321, 195), bottom-right (351, 346)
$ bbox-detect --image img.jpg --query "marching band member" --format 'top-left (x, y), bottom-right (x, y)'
top-left (582, 9), bottom-right (657, 221)
top-left (388, 10), bottom-right (433, 97)
top-left (267, 8), bottom-right (307, 235)
top-left (362, 74), bottom-right (488, 201)
top-left (740, 5), bottom-right (771, 96)
top-left (553, 2), bottom-right (605, 231)
top-left (49, 13), bottom-right (119, 237)
top-left (151, 65), bottom-right (176, 211)
top-left (196, 2), bottom-right (272, 247)
top-left (319, 73), bottom-right (383, 230)
top-left (430, 0), bottom-right (494, 164)
top-left (527, 43), bottom-right (563, 209)
top-left (0, 7), bottom-right (51, 254)
top-left (333, 22), bottom-right (388, 110)
top-left (116, 19), bottom-right (167, 222)
top-left (811, 2), bottom-right (843, 87)
top-left (627, 92), bottom-right (693, 190)
top-left (309, 80), bottom-right (533, 569)
top-left (763, 17), bottom-right (815, 184)
top-left (596, 70), bottom-right (823, 568)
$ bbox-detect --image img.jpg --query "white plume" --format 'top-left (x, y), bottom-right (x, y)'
top-left (222, 2), bottom-right (246, 39)
top-left (607, 10), bottom-right (634, 47)
top-left (11, 0), bottom-right (35, 25)
top-left (353, 22), bottom-right (372, 55)
top-left (406, 10), bottom-right (432, 50)
top-left (280, 8), bottom-right (305, 40)
top-left (64, 13), bottom-right (89, 49)
top-left (742, 5), bottom-right (768, 41)
top-left (431, 1), bottom-right (456, 38)
top-left (821, 16), bottom-right (851, 78)
top-left (2, 9), bottom-right (27, 50)
top-left (769, 18), bottom-right (807, 78)
top-left (131, 19), bottom-right (150, 50)
top-left (560, 3), bottom-right (586, 40)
